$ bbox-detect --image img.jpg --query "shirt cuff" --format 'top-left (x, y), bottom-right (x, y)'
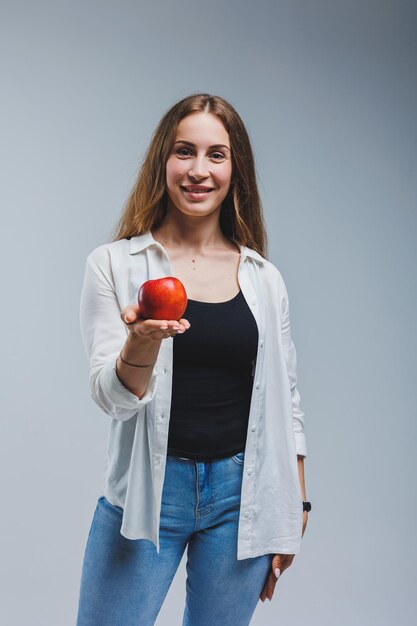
top-left (99, 353), bottom-right (158, 415)
top-left (294, 432), bottom-right (307, 458)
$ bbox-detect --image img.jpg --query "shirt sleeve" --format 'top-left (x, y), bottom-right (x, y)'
top-left (79, 250), bottom-right (158, 421)
top-left (280, 277), bottom-right (307, 458)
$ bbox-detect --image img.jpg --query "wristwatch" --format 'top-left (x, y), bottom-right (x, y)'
top-left (302, 501), bottom-right (311, 512)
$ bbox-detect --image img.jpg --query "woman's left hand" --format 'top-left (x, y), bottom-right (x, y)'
top-left (259, 511), bottom-right (308, 602)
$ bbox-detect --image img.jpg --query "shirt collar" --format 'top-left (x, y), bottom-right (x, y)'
top-left (128, 232), bottom-right (266, 264)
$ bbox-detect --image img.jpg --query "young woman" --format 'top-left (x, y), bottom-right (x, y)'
top-left (76, 93), bottom-right (310, 626)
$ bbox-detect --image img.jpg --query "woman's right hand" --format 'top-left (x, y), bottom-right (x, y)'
top-left (120, 304), bottom-right (191, 342)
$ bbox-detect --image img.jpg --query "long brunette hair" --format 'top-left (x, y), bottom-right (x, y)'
top-left (111, 93), bottom-right (268, 257)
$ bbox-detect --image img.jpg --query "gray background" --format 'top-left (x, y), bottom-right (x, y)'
top-left (1, 0), bottom-right (416, 624)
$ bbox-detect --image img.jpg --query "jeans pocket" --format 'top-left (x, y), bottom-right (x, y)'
top-left (231, 451), bottom-right (245, 465)
top-left (100, 496), bottom-right (124, 515)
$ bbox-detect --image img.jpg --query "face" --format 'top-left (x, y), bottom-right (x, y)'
top-left (165, 112), bottom-right (232, 219)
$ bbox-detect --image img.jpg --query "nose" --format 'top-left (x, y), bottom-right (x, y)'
top-left (188, 154), bottom-right (209, 180)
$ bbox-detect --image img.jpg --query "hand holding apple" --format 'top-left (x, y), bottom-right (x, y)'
top-left (121, 304), bottom-right (190, 342)
top-left (119, 277), bottom-right (190, 342)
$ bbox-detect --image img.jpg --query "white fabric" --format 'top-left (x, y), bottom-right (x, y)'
top-left (80, 231), bottom-right (307, 559)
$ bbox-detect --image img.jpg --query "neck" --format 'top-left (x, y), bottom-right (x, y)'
top-left (152, 207), bottom-right (233, 253)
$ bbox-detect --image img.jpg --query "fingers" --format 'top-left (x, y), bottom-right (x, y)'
top-left (120, 308), bottom-right (191, 341)
top-left (178, 318), bottom-right (191, 330)
top-left (135, 320), bottom-right (180, 340)
top-left (157, 318), bottom-right (191, 337)
top-left (120, 305), bottom-right (140, 324)
top-left (259, 554), bottom-right (295, 602)
top-left (158, 318), bottom-right (190, 338)
top-left (272, 553), bottom-right (294, 577)
top-left (260, 572), bottom-right (278, 603)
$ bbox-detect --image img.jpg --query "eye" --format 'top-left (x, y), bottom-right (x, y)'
top-left (210, 152), bottom-right (226, 161)
top-left (175, 148), bottom-right (193, 157)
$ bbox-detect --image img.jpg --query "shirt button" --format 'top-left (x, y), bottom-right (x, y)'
top-left (244, 511), bottom-right (250, 518)
top-left (160, 413), bottom-right (164, 420)
top-left (260, 339), bottom-right (264, 348)
top-left (251, 301), bottom-right (256, 306)
top-left (154, 458), bottom-right (160, 465)
top-left (164, 368), bottom-right (167, 374)
top-left (247, 469), bottom-right (253, 476)
top-left (255, 382), bottom-right (260, 389)
top-left (251, 425), bottom-right (257, 432)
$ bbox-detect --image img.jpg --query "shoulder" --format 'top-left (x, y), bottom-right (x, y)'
top-left (86, 238), bottom-right (130, 268)
top-left (266, 260), bottom-right (288, 295)
top-left (264, 260), bottom-right (289, 306)
top-left (83, 240), bottom-right (131, 289)
top-left (243, 245), bottom-right (287, 288)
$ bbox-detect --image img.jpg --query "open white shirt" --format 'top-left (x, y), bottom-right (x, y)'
top-left (80, 231), bottom-right (307, 559)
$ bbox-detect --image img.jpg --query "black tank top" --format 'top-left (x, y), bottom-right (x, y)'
top-left (167, 289), bottom-right (259, 460)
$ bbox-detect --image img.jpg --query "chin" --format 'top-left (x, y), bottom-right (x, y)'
top-left (169, 197), bottom-right (223, 218)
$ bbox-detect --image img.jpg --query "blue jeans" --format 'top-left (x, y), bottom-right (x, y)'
top-left (76, 452), bottom-right (272, 626)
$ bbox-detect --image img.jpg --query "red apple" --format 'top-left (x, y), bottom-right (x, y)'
top-left (137, 277), bottom-right (188, 320)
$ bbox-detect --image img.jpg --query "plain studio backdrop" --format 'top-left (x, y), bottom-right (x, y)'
top-left (1, 1), bottom-right (416, 625)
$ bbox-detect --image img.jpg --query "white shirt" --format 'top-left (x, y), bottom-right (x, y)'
top-left (80, 231), bottom-right (307, 560)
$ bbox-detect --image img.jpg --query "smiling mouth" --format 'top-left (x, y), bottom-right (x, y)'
top-left (181, 186), bottom-right (214, 193)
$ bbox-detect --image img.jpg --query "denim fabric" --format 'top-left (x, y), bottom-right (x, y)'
top-left (76, 452), bottom-right (272, 626)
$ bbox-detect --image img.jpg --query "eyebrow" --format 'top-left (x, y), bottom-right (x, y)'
top-left (174, 140), bottom-right (231, 151)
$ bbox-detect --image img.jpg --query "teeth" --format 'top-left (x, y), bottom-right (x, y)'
top-left (184, 187), bottom-right (211, 192)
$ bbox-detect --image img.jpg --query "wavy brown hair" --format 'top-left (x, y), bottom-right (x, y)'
top-left (111, 93), bottom-right (268, 257)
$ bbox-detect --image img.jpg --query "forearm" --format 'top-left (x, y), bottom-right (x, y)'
top-left (297, 455), bottom-right (307, 500)
top-left (116, 332), bottom-right (162, 399)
